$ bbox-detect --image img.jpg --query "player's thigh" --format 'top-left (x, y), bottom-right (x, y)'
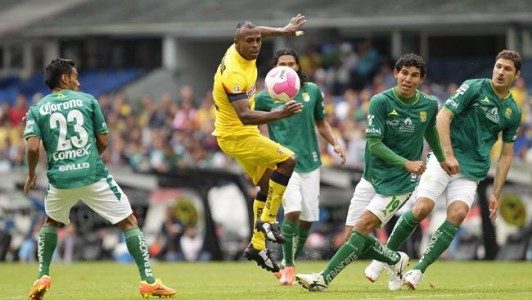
top-left (80, 176), bottom-right (133, 225)
top-left (446, 174), bottom-right (478, 208)
top-left (345, 178), bottom-right (375, 226)
top-left (282, 171), bottom-right (303, 214)
top-left (45, 185), bottom-right (80, 225)
top-left (298, 169), bottom-right (320, 222)
top-left (222, 134), bottom-right (293, 185)
top-left (366, 192), bottom-right (411, 227)
top-left (416, 155), bottom-right (451, 202)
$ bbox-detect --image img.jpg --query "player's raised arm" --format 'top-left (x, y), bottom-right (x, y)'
top-left (258, 14), bottom-right (306, 38)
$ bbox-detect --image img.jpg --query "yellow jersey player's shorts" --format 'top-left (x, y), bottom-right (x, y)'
top-left (217, 132), bottom-right (294, 185)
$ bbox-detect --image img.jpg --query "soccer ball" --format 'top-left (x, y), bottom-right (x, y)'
top-left (264, 66), bottom-right (300, 102)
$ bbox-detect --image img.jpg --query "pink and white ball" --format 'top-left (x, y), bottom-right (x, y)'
top-left (264, 66), bottom-right (301, 102)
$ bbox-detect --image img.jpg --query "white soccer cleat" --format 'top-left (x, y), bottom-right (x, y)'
top-left (387, 251), bottom-right (409, 291)
top-left (364, 260), bottom-right (385, 282)
top-left (404, 269), bottom-right (424, 290)
top-left (295, 273), bottom-right (328, 292)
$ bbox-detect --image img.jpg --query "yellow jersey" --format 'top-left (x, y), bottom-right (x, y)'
top-left (212, 44), bottom-right (259, 137)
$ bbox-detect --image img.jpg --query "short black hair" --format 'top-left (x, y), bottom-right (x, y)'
top-left (271, 48), bottom-right (309, 83)
top-left (44, 58), bottom-right (76, 90)
top-left (496, 49), bottom-right (521, 73)
top-left (235, 20), bottom-right (255, 38)
top-left (395, 53), bottom-right (426, 78)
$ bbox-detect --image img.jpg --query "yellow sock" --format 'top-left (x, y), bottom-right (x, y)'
top-left (260, 179), bottom-right (287, 223)
top-left (250, 198), bottom-right (266, 250)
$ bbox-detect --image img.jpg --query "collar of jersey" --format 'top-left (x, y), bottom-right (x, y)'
top-left (392, 87), bottom-right (419, 106)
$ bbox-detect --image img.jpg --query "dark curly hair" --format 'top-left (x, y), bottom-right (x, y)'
top-left (394, 53), bottom-right (426, 78)
top-left (44, 58), bottom-right (76, 90)
top-left (271, 48), bottom-right (309, 84)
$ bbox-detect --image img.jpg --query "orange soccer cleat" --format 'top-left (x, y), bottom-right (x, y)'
top-left (28, 275), bottom-right (52, 300)
top-left (139, 278), bottom-right (176, 298)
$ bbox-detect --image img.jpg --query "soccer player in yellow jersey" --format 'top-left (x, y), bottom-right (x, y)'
top-left (212, 14), bottom-right (306, 273)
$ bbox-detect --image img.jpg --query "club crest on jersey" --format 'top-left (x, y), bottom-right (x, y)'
top-left (420, 111), bottom-right (427, 122)
top-left (505, 108), bottom-right (512, 118)
top-left (302, 92), bottom-right (310, 102)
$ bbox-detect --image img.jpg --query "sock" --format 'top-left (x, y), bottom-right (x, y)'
top-left (37, 226), bottom-right (58, 278)
top-left (362, 234), bottom-right (400, 265)
top-left (125, 227), bottom-right (155, 284)
top-left (250, 193), bottom-right (267, 250)
top-left (415, 220), bottom-right (459, 273)
top-left (281, 219), bottom-right (297, 266)
top-left (322, 231), bottom-right (366, 285)
top-left (387, 210), bottom-right (420, 251)
top-left (260, 171), bottom-right (289, 223)
top-left (294, 224), bottom-right (311, 259)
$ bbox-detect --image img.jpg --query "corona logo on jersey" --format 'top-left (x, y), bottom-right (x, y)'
top-left (39, 99), bottom-right (83, 115)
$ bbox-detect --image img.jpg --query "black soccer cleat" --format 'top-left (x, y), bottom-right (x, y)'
top-left (243, 244), bottom-right (280, 273)
top-left (255, 221), bottom-right (286, 244)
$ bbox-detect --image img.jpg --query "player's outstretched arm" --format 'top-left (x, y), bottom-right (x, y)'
top-left (231, 98), bottom-right (302, 125)
top-left (258, 14), bottom-right (306, 38)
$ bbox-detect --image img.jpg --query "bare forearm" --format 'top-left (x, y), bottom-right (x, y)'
top-left (238, 109), bottom-right (284, 125)
top-left (257, 26), bottom-right (293, 38)
top-left (317, 121), bottom-right (339, 147)
top-left (27, 149), bottom-right (39, 176)
top-left (436, 109), bottom-right (454, 157)
top-left (492, 152), bottom-right (513, 199)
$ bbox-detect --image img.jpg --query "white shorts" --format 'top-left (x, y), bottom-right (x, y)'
top-left (345, 178), bottom-right (411, 228)
top-left (45, 176), bottom-right (133, 225)
top-left (416, 155), bottom-right (478, 207)
top-left (282, 169), bottom-right (320, 222)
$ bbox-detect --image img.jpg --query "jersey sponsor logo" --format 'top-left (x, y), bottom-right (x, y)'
top-left (367, 114), bottom-right (375, 126)
top-left (58, 162), bottom-right (90, 172)
top-left (385, 119), bottom-right (400, 127)
top-left (486, 107), bottom-right (499, 123)
top-left (39, 99), bottom-right (83, 115)
top-left (452, 83), bottom-right (470, 98)
top-left (399, 117), bottom-right (415, 133)
top-left (233, 85), bottom-right (241, 93)
top-left (366, 127), bottom-right (382, 135)
top-left (52, 144), bottom-right (92, 161)
top-left (388, 109), bottom-right (399, 116)
top-left (247, 85), bottom-right (256, 98)
top-left (446, 99), bottom-right (459, 109)
top-left (420, 111), bottom-right (427, 122)
top-left (24, 119), bottom-right (35, 134)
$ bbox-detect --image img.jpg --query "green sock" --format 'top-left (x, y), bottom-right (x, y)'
top-left (294, 224), bottom-right (311, 259)
top-left (415, 220), bottom-right (459, 273)
top-left (387, 211), bottom-right (420, 251)
top-left (125, 227), bottom-right (155, 284)
top-left (281, 219), bottom-right (297, 266)
top-left (363, 234), bottom-right (400, 265)
top-left (37, 226), bottom-right (58, 278)
top-left (322, 231), bottom-right (366, 284)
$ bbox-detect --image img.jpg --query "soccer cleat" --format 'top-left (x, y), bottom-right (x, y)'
top-left (404, 269), bottom-right (424, 290)
top-left (387, 251), bottom-right (410, 291)
top-left (243, 244), bottom-right (279, 273)
top-left (295, 273), bottom-right (328, 292)
top-left (28, 275), bottom-right (52, 300)
top-left (274, 259), bottom-right (286, 279)
top-left (280, 266), bottom-right (296, 286)
top-left (256, 221), bottom-right (285, 244)
top-left (364, 260), bottom-right (385, 282)
top-left (139, 278), bottom-right (176, 298)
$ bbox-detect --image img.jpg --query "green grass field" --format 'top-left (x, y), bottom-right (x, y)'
top-left (2, 260), bottom-right (531, 299)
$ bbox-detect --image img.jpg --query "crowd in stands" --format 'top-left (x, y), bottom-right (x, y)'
top-left (1, 41), bottom-right (532, 176)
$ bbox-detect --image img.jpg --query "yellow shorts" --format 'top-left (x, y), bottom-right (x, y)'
top-left (217, 132), bottom-right (294, 185)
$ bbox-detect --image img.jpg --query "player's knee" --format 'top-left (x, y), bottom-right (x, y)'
top-left (117, 214), bottom-right (138, 231)
top-left (412, 199), bottom-right (434, 220)
top-left (280, 155), bottom-right (297, 172)
top-left (447, 205), bottom-right (469, 225)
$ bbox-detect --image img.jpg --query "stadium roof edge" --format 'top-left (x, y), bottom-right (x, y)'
top-left (16, 13), bottom-right (532, 39)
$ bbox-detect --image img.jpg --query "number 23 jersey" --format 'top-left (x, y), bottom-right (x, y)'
top-left (24, 90), bottom-right (109, 189)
